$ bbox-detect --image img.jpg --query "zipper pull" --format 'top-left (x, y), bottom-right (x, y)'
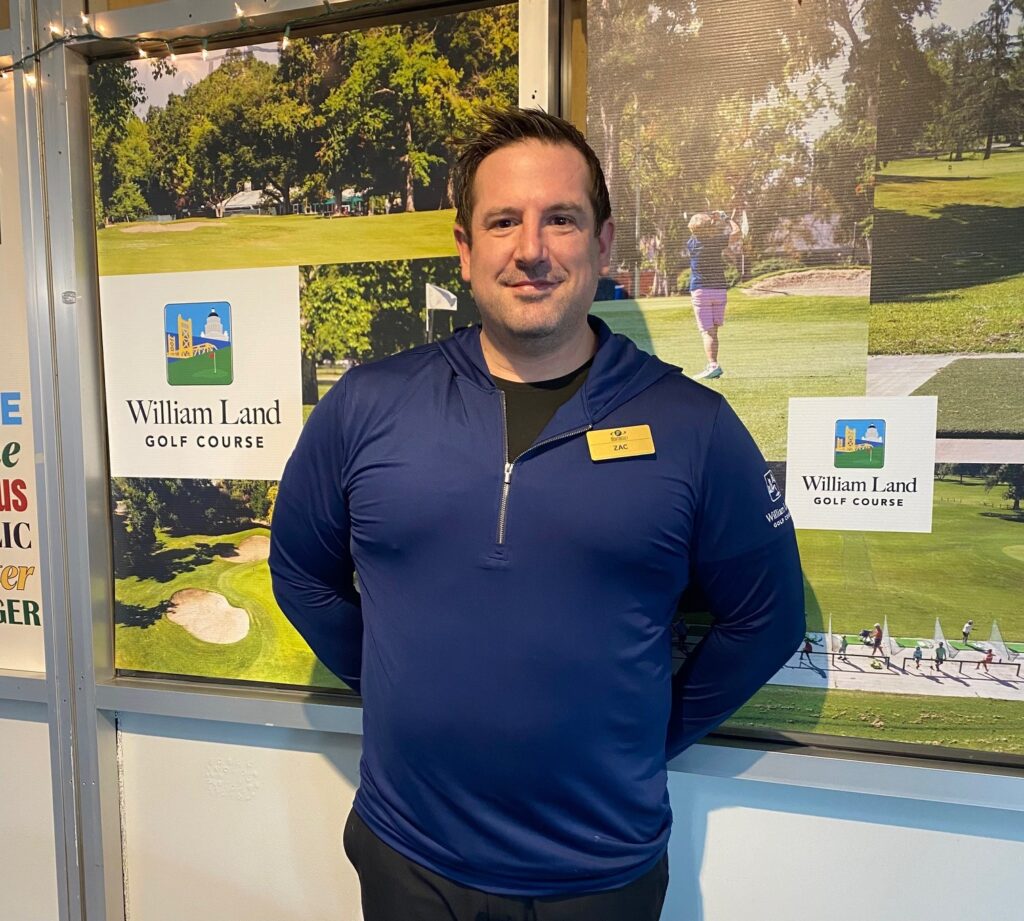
top-left (503, 462), bottom-right (514, 485)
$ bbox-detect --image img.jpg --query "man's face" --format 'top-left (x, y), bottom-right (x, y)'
top-left (454, 140), bottom-right (614, 347)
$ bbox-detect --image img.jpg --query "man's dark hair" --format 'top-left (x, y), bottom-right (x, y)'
top-left (452, 107), bottom-right (612, 240)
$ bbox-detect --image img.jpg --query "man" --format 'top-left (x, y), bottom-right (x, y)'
top-left (270, 107), bottom-right (804, 920)
top-left (962, 619), bottom-right (974, 644)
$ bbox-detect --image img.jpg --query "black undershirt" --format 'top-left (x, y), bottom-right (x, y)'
top-left (492, 358), bottom-right (593, 462)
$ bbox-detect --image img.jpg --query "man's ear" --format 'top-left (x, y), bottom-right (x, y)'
top-left (453, 224), bottom-right (472, 283)
top-left (597, 219), bottom-right (615, 275)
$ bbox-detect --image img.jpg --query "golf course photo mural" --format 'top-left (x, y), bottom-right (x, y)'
top-left (93, 0), bottom-right (1022, 763)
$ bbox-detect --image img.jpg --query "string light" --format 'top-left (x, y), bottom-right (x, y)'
top-left (1, 0), bottom-right (379, 80)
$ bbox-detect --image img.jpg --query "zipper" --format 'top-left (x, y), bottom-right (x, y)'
top-left (496, 390), bottom-right (592, 545)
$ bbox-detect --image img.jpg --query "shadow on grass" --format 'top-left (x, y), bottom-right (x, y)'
top-left (115, 540), bottom-right (236, 582)
top-left (115, 598), bottom-right (170, 630)
top-left (871, 197), bottom-right (1024, 300)
top-left (979, 511), bottom-right (1024, 523)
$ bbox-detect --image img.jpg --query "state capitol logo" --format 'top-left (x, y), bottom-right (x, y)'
top-left (164, 301), bottom-right (234, 386)
top-left (834, 418), bottom-right (885, 470)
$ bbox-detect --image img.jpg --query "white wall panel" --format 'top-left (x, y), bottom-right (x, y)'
top-left (0, 703), bottom-right (59, 921)
top-left (664, 768), bottom-right (1024, 921)
top-left (118, 714), bottom-right (364, 921)
top-left (119, 716), bottom-right (1024, 921)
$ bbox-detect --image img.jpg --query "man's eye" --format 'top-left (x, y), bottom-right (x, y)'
top-left (491, 218), bottom-right (516, 229)
top-left (550, 215), bottom-right (576, 226)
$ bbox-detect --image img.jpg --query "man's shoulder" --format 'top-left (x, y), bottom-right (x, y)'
top-left (642, 368), bottom-right (724, 418)
top-left (339, 343), bottom-right (447, 400)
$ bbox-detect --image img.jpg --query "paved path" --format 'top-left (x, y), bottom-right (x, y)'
top-left (866, 353), bottom-right (1024, 462)
top-left (866, 352), bottom-right (1024, 396)
top-left (770, 646), bottom-right (1024, 702)
top-left (935, 438), bottom-right (1024, 462)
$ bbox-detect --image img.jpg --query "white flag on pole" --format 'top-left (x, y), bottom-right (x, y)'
top-left (425, 283), bottom-right (458, 312)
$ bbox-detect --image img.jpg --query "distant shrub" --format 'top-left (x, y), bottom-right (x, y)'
top-left (749, 257), bottom-right (805, 278)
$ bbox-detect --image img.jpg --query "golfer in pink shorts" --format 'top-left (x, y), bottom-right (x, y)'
top-left (685, 211), bottom-right (741, 380)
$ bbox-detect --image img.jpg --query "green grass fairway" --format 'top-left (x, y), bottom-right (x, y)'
top-left (115, 527), bottom-right (346, 690)
top-left (870, 148), bottom-right (1024, 354)
top-left (98, 211), bottom-right (458, 276)
top-left (798, 477), bottom-right (1024, 641)
top-left (911, 358), bottom-right (1024, 438)
top-left (166, 347), bottom-right (233, 386)
top-left (593, 292), bottom-right (867, 460)
top-left (834, 445), bottom-right (885, 468)
top-left (728, 685), bottom-right (1024, 755)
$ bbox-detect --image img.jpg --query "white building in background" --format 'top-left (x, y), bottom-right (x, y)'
top-left (201, 309), bottom-right (229, 342)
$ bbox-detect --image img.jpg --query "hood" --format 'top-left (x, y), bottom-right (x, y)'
top-left (438, 315), bottom-right (679, 423)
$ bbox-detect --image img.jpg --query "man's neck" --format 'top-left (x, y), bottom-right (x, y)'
top-left (480, 323), bottom-right (598, 383)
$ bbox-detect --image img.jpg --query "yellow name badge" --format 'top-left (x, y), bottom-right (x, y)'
top-left (586, 425), bottom-right (655, 462)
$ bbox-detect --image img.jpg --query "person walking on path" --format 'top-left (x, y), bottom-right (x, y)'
top-left (270, 107), bottom-right (805, 921)
top-left (934, 642), bottom-right (947, 672)
top-left (838, 634), bottom-right (849, 663)
top-left (870, 623), bottom-right (884, 657)
top-left (913, 643), bottom-right (923, 670)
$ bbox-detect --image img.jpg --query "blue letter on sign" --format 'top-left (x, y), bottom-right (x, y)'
top-left (0, 393), bottom-right (22, 426)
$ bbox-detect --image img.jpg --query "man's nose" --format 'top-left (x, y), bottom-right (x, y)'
top-left (513, 217), bottom-right (549, 268)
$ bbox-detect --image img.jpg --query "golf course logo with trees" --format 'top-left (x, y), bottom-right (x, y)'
top-left (164, 301), bottom-right (233, 386)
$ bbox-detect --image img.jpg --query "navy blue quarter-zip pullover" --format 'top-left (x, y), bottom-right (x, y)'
top-left (270, 315), bottom-right (805, 897)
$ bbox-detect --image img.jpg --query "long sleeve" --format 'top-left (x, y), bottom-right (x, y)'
top-left (269, 377), bottom-right (363, 693)
top-left (666, 400), bottom-right (806, 760)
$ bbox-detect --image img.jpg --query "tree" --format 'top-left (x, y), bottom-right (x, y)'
top-left (588, 0), bottom-right (841, 278)
top-left (985, 465), bottom-right (1024, 511)
top-left (147, 51), bottom-right (276, 216)
top-left (299, 258), bottom-right (472, 405)
top-left (319, 25), bottom-right (461, 212)
top-left (976, 1), bottom-right (1023, 159)
top-left (922, 24), bottom-right (988, 160)
top-left (224, 480), bottom-right (274, 520)
top-left (90, 62), bottom-right (146, 225)
top-left (107, 117), bottom-right (154, 222)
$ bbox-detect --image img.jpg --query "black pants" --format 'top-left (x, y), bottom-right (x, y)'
top-left (344, 809), bottom-right (669, 921)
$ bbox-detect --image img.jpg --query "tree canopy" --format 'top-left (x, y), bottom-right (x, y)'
top-left (90, 6), bottom-right (517, 222)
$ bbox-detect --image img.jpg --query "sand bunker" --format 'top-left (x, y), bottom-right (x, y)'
top-left (222, 535), bottom-right (271, 563)
top-left (744, 268), bottom-right (870, 297)
top-left (167, 589), bottom-right (250, 644)
top-left (118, 221), bottom-right (210, 234)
